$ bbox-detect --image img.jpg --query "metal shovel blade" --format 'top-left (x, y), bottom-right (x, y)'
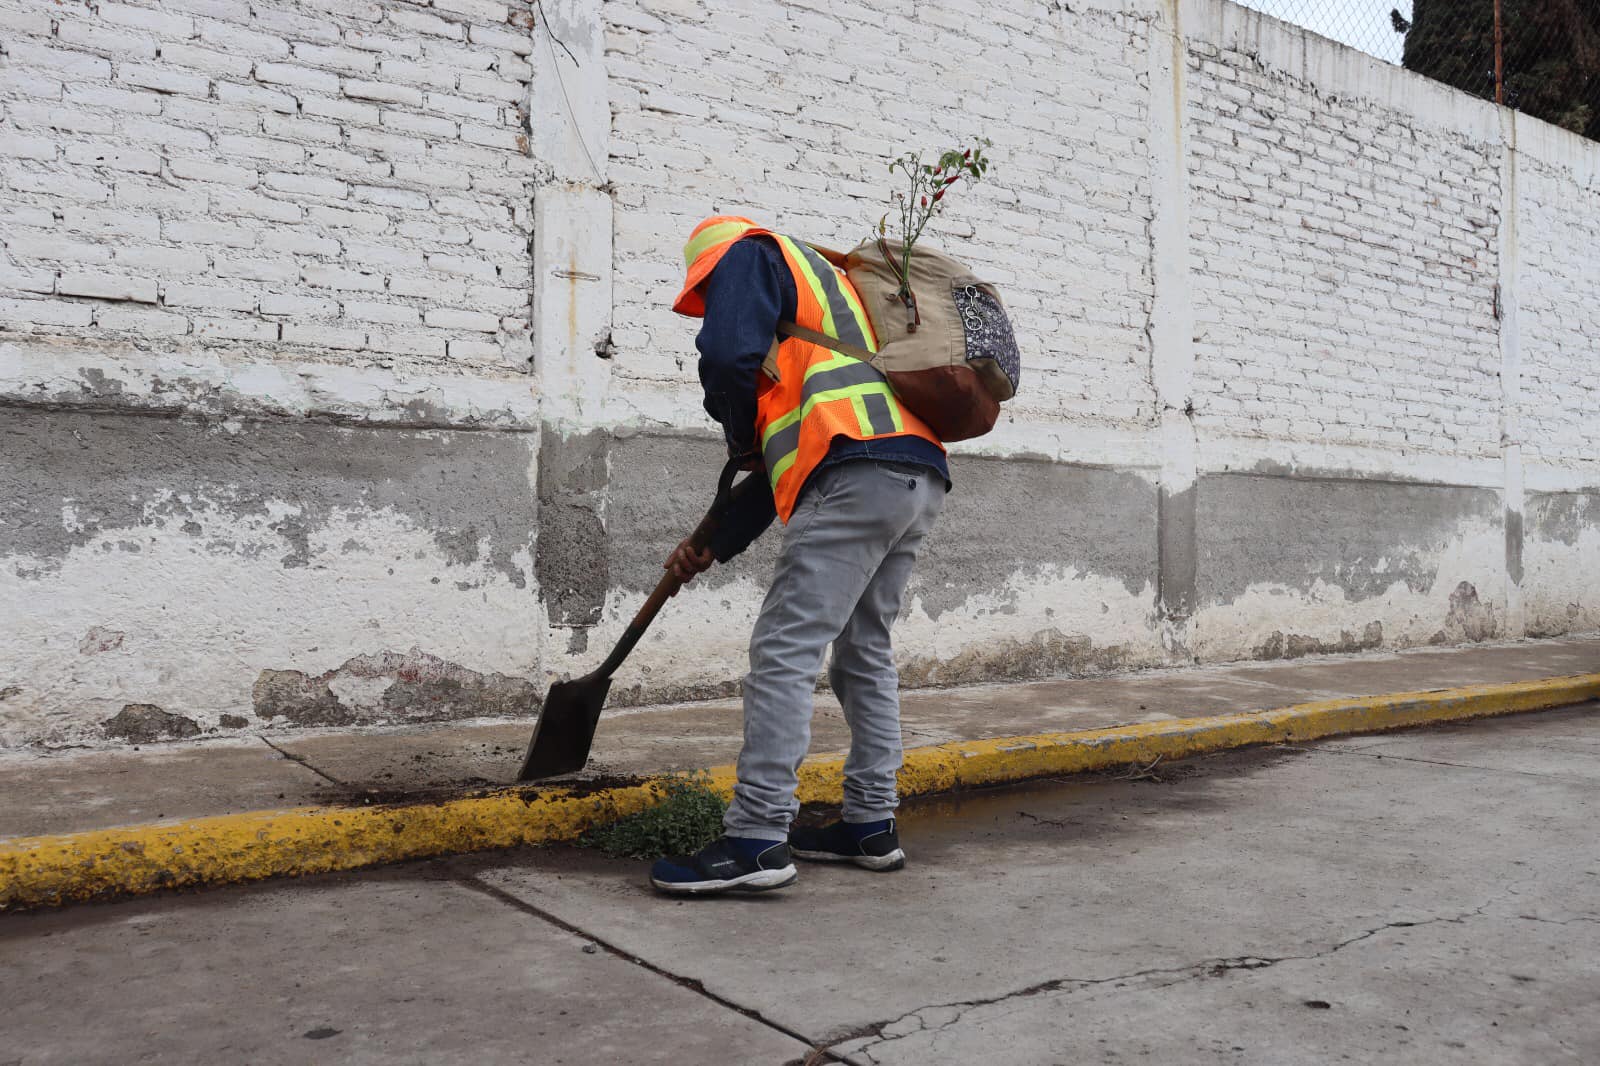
top-left (517, 673), bottom-right (613, 781)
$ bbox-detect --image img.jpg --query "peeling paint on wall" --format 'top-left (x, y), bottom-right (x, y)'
top-left (1254, 622), bottom-right (1385, 661)
top-left (1, 410), bottom-right (537, 586)
top-left (1193, 523), bottom-right (1508, 662)
top-left (252, 650), bottom-right (540, 727)
top-left (78, 627), bottom-right (125, 656)
top-left (1524, 492), bottom-right (1600, 638)
top-left (102, 704), bottom-right (201, 744)
top-left (0, 408), bottom-right (541, 748)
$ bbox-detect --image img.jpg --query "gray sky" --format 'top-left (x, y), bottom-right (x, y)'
top-left (1235, 0), bottom-right (1413, 64)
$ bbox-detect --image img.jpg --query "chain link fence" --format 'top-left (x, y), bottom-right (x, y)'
top-left (1236, 0), bottom-right (1600, 140)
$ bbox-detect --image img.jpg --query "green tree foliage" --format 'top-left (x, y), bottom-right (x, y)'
top-left (1397, 0), bottom-right (1600, 139)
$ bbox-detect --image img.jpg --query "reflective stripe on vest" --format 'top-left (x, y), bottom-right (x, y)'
top-left (675, 217), bottom-right (942, 521)
top-left (759, 354), bottom-right (905, 482)
top-left (778, 237), bottom-right (873, 354)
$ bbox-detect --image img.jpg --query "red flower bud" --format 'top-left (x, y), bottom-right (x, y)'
top-left (945, 174), bottom-right (960, 185)
top-left (920, 195), bottom-right (928, 207)
top-left (933, 188), bottom-right (946, 202)
top-left (963, 148), bottom-right (972, 159)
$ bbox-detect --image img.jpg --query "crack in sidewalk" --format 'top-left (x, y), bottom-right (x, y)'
top-left (260, 738), bottom-right (347, 788)
top-left (453, 873), bottom-right (839, 1062)
top-left (827, 901), bottom-right (1505, 1062)
top-left (1308, 745), bottom-right (1599, 785)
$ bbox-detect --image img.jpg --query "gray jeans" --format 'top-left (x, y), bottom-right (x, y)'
top-left (724, 459), bottom-right (945, 841)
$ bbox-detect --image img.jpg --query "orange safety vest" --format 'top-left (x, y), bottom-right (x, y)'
top-left (673, 216), bottom-right (943, 522)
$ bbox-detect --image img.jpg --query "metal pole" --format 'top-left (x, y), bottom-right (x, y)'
top-left (1494, 0), bottom-right (1505, 104)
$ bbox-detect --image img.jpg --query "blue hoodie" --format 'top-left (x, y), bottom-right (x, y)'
top-left (696, 236), bottom-right (951, 561)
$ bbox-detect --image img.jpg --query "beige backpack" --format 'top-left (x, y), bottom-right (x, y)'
top-left (776, 238), bottom-right (1021, 442)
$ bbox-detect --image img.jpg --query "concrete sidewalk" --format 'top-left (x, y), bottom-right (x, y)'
top-left (5, 705), bottom-right (1597, 1064)
top-left (3, 635), bottom-right (1597, 842)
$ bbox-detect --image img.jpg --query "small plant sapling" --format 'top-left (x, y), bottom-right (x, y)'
top-left (876, 139), bottom-right (993, 327)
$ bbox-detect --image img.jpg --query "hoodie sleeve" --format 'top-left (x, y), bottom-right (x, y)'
top-left (695, 237), bottom-right (792, 455)
top-left (694, 237), bottom-right (794, 560)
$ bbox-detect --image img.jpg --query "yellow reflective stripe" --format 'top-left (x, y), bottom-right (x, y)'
top-left (761, 406), bottom-right (801, 449)
top-left (799, 382), bottom-right (897, 425)
top-left (683, 220), bottom-right (754, 267)
top-left (802, 352), bottom-right (856, 380)
top-left (849, 394), bottom-right (871, 433)
top-left (776, 235), bottom-right (840, 341)
top-left (764, 379), bottom-right (911, 490)
top-left (769, 450), bottom-right (798, 487)
top-left (794, 242), bottom-right (873, 352)
top-left (792, 241), bottom-right (871, 352)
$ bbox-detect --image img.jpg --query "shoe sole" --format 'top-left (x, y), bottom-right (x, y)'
top-left (791, 847), bottom-right (906, 872)
top-left (649, 864), bottom-right (799, 896)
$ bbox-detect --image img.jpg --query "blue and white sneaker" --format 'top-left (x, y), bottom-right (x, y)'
top-left (649, 836), bottom-right (798, 895)
top-left (789, 818), bottom-right (905, 871)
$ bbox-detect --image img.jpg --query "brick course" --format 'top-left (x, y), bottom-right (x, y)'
top-left (1184, 42), bottom-right (1504, 459)
top-left (0, 0), bottom-right (536, 371)
top-left (1517, 157), bottom-right (1600, 471)
top-left (601, 0), bottom-right (1159, 432)
top-left (1, 0), bottom-right (1594, 483)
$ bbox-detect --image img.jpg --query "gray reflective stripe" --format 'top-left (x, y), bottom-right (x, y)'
top-left (762, 421), bottom-right (801, 471)
top-left (762, 360), bottom-right (899, 473)
top-left (804, 359), bottom-right (884, 398)
top-left (861, 390), bottom-right (897, 436)
top-left (795, 242), bottom-right (870, 352)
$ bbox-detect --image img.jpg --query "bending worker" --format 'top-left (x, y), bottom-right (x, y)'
top-left (649, 216), bottom-right (950, 896)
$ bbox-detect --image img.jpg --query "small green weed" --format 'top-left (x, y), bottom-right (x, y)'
top-left (579, 773), bottom-right (728, 859)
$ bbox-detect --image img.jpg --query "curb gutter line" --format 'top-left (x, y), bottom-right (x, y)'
top-left (4, 672), bottom-right (1597, 910)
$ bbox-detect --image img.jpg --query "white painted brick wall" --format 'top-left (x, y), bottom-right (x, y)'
top-left (1184, 40), bottom-right (1504, 460)
top-left (601, 0), bottom-right (1158, 434)
top-left (0, 0), bottom-right (537, 371)
top-left (1517, 156), bottom-right (1600, 473)
top-left (2, 0), bottom-right (1595, 482)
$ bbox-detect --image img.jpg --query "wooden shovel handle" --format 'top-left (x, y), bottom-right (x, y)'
top-left (634, 496), bottom-right (723, 620)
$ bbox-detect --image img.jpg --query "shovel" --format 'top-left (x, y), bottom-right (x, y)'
top-left (518, 458), bottom-right (757, 781)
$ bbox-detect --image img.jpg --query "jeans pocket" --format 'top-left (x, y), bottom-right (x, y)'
top-left (806, 463), bottom-right (845, 504)
top-left (872, 460), bottom-right (924, 490)
top-left (787, 465), bottom-right (837, 537)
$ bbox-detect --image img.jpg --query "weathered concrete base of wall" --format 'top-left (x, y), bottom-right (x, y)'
top-left (535, 433), bottom-right (1167, 706)
top-left (7, 412), bottom-right (1594, 750)
top-left (1524, 492), bottom-right (1600, 638)
top-left (1191, 473), bottom-right (1509, 661)
top-left (0, 405), bottom-right (541, 748)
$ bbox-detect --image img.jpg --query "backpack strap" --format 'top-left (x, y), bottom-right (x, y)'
top-left (775, 319), bottom-right (875, 364)
top-left (763, 338), bottom-right (781, 382)
top-left (759, 240), bottom-right (871, 380)
top-left (805, 242), bottom-right (849, 268)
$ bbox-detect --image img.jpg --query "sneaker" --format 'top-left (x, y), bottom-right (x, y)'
top-left (789, 818), bottom-right (905, 871)
top-left (649, 836), bottom-right (798, 896)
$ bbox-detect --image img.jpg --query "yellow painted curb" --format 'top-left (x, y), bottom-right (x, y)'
top-left (3, 672), bottom-right (1597, 910)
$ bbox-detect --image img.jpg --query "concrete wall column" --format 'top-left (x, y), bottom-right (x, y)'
top-left (529, 1), bottom-right (616, 644)
top-left (1148, 0), bottom-right (1199, 661)
top-left (1498, 110), bottom-right (1526, 639)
